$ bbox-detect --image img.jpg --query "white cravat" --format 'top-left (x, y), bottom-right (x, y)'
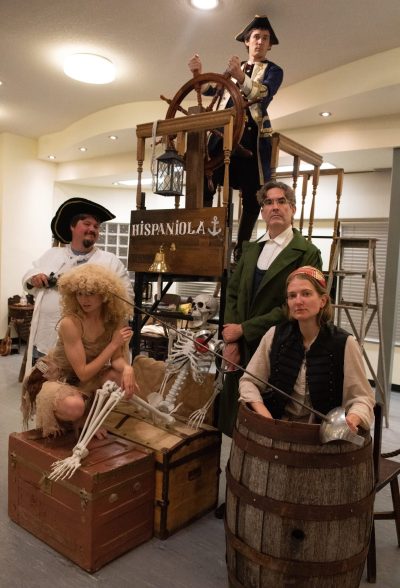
top-left (257, 226), bottom-right (294, 270)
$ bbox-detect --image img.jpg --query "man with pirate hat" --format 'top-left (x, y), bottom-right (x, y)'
top-left (22, 197), bottom-right (133, 373)
top-left (188, 15), bottom-right (283, 261)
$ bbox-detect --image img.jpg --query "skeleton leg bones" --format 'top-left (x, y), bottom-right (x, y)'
top-left (49, 381), bottom-right (124, 480)
top-left (49, 381), bottom-right (176, 480)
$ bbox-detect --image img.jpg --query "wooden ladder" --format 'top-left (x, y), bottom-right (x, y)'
top-left (327, 237), bottom-right (389, 423)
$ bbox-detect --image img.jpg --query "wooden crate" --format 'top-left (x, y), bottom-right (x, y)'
top-left (8, 430), bottom-right (155, 572)
top-left (104, 403), bottom-right (221, 539)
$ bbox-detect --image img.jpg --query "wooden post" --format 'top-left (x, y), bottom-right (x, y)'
top-left (185, 106), bottom-right (205, 208)
top-left (299, 173), bottom-right (309, 234)
top-left (270, 133), bottom-right (280, 180)
top-left (307, 165), bottom-right (320, 240)
top-left (136, 137), bottom-right (145, 210)
top-left (327, 168), bottom-right (344, 270)
top-left (292, 155), bottom-right (300, 194)
top-left (222, 116), bottom-right (233, 206)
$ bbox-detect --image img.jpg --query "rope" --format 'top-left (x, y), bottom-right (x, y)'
top-left (381, 448), bottom-right (400, 459)
top-left (150, 120), bottom-right (161, 190)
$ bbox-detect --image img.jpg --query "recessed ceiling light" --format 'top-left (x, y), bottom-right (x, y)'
top-left (48, 155), bottom-right (56, 160)
top-left (190, 0), bottom-right (219, 10)
top-left (63, 53), bottom-right (116, 84)
top-left (79, 146), bottom-right (87, 152)
top-left (108, 135), bottom-right (118, 140)
top-left (319, 111), bottom-right (332, 118)
top-left (0, 80), bottom-right (3, 86)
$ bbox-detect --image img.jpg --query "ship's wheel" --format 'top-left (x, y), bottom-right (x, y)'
top-left (164, 72), bottom-right (247, 175)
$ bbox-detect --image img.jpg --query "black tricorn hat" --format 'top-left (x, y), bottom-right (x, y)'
top-left (51, 197), bottom-right (115, 244)
top-left (235, 15), bottom-right (279, 45)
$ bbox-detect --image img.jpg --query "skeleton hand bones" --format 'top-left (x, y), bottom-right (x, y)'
top-left (48, 381), bottom-right (175, 480)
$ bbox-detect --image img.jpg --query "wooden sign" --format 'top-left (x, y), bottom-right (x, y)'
top-left (128, 207), bottom-right (228, 276)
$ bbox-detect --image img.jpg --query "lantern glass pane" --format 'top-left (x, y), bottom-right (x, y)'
top-left (154, 156), bottom-right (184, 196)
top-left (158, 161), bottom-right (171, 191)
top-left (172, 164), bottom-right (184, 192)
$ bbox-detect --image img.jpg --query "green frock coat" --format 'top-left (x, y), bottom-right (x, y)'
top-left (218, 228), bottom-right (322, 436)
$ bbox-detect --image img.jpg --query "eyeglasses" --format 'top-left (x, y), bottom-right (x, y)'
top-left (261, 197), bottom-right (290, 207)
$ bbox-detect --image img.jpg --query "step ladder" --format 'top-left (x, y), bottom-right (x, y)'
top-left (327, 237), bottom-right (388, 424)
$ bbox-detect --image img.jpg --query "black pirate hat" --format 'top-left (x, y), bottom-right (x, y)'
top-left (235, 15), bottom-right (279, 45)
top-left (51, 197), bottom-right (115, 244)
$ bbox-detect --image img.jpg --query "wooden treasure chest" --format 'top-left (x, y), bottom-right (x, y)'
top-left (8, 430), bottom-right (155, 572)
top-left (104, 403), bottom-right (221, 539)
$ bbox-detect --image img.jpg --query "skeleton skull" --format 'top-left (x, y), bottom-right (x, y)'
top-left (190, 294), bottom-right (219, 328)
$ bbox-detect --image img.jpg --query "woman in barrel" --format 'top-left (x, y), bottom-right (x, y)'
top-left (22, 264), bottom-right (138, 437)
top-left (239, 266), bottom-right (375, 430)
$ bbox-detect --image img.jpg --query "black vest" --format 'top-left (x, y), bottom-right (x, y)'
top-left (262, 321), bottom-right (349, 420)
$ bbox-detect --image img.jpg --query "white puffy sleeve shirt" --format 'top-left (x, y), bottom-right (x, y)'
top-left (239, 326), bottom-right (375, 429)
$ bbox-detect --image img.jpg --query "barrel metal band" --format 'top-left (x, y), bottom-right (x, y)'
top-left (226, 468), bottom-right (375, 520)
top-left (237, 403), bottom-right (371, 446)
top-left (225, 521), bottom-right (370, 577)
top-left (233, 428), bottom-right (372, 468)
top-left (238, 404), bottom-right (321, 444)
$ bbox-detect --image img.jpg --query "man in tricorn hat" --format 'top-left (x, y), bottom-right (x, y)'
top-left (22, 197), bottom-right (133, 373)
top-left (188, 15), bottom-right (283, 261)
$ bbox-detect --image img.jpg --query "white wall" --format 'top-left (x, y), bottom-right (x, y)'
top-left (0, 133), bottom-right (56, 329)
top-left (54, 182), bottom-right (179, 221)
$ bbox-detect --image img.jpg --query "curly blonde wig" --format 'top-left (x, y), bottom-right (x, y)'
top-left (57, 264), bottom-right (131, 327)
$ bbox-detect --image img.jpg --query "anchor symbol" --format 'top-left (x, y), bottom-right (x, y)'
top-left (208, 216), bottom-right (222, 237)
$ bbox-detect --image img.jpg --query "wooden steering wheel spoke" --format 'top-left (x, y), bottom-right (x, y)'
top-left (193, 83), bottom-right (204, 109)
top-left (165, 72), bottom-right (246, 174)
top-left (206, 92), bottom-right (221, 112)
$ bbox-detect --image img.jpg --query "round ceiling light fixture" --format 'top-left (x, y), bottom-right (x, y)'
top-left (190, 0), bottom-right (219, 10)
top-left (63, 53), bottom-right (116, 84)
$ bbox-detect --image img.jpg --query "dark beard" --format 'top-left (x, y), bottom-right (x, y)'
top-left (82, 237), bottom-right (95, 249)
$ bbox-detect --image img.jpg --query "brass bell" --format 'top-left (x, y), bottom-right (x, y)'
top-left (148, 245), bottom-right (169, 273)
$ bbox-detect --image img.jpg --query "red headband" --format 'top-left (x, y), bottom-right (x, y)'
top-left (288, 266), bottom-right (326, 288)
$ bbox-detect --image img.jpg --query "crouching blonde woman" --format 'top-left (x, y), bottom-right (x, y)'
top-left (22, 264), bottom-right (138, 437)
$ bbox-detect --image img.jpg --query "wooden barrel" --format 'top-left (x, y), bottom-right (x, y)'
top-left (225, 403), bottom-right (374, 588)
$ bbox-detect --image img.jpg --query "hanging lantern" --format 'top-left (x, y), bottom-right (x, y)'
top-left (153, 144), bottom-right (184, 197)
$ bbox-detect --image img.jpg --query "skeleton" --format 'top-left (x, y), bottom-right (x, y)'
top-left (48, 381), bottom-right (175, 481)
top-left (189, 293), bottom-right (219, 329)
top-left (147, 329), bottom-right (215, 415)
top-left (146, 293), bottom-right (223, 427)
top-left (49, 296), bottom-right (223, 480)
top-left (187, 344), bottom-right (225, 429)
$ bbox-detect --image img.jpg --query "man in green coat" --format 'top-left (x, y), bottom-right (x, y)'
top-left (219, 180), bottom-right (322, 436)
